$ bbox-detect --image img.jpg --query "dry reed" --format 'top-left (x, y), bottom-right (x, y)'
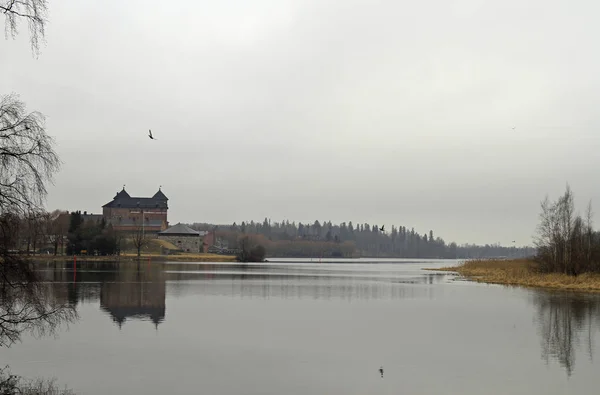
top-left (429, 259), bottom-right (600, 292)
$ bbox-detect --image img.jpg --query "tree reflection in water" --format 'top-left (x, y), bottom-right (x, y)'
top-left (532, 290), bottom-right (600, 377)
top-left (0, 255), bottom-right (78, 393)
top-left (1, 255), bottom-right (78, 346)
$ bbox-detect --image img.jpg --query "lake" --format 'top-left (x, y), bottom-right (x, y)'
top-left (2, 258), bottom-right (600, 394)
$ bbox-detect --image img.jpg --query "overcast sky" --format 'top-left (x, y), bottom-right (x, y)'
top-left (2, 0), bottom-right (599, 246)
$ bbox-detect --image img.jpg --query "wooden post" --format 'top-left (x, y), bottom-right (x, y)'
top-left (73, 255), bottom-right (77, 282)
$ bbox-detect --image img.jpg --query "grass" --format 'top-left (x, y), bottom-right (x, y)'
top-left (428, 258), bottom-right (600, 292)
top-left (150, 238), bottom-right (179, 250)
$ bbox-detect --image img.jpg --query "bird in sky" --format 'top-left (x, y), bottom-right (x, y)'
top-left (379, 225), bottom-right (385, 232)
top-left (148, 129), bottom-right (157, 140)
top-left (379, 366), bottom-right (384, 378)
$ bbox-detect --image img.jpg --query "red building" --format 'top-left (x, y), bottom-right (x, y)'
top-left (102, 187), bottom-right (168, 233)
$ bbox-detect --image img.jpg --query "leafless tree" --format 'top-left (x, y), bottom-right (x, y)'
top-left (1, 0), bottom-right (48, 56)
top-left (21, 210), bottom-right (46, 254)
top-left (44, 210), bottom-right (68, 255)
top-left (130, 225), bottom-right (149, 258)
top-left (1, 365), bottom-right (75, 395)
top-left (1, 93), bottom-right (60, 216)
top-left (535, 185), bottom-right (600, 275)
top-left (0, 213), bottom-right (20, 252)
top-left (585, 201), bottom-right (594, 269)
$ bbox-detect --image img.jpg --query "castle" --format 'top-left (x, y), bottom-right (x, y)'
top-left (101, 186), bottom-right (169, 232)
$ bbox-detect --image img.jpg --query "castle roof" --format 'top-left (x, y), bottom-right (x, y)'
top-left (103, 187), bottom-right (168, 209)
top-left (152, 188), bottom-right (168, 201)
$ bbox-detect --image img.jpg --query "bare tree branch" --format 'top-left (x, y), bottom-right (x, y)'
top-left (130, 222), bottom-right (149, 258)
top-left (1, 0), bottom-right (48, 56)
top-left (0, 93), bottom-right (60, 216)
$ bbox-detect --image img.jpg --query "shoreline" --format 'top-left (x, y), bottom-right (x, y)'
top-left (426, 259), bottom-right (600, 293)
top-left (28, 253), bottom-right (237, 263)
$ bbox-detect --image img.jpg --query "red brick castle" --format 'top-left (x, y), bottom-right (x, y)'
top-left (102, 186), bottom-right (169, 233)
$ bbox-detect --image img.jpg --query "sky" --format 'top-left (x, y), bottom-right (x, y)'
top-left (1, 0), bottom-right (600, 246)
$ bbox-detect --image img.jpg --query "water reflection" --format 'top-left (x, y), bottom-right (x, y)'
top-left (100, 266), bottom-right (166, 329)
top-left (11, 260), bottom-right (600, 394)
top-left (34, 261), bottom-right (450, 329)
top-left (531, 290), bottom-right (600, 376)
top-left (0, 259), bottom-right (77, 347)
top-left (164, 263), bottom-right (447, 301)
top-left (37, 261), bottom-right (166, 329)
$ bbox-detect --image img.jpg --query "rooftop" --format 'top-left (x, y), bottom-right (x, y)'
top-left (158, 223), bottom-right (204, 236)
top-left (103, 187), bottom-right (168, 209)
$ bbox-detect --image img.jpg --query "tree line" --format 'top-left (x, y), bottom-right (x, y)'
top-left (0, 209), bottom-right (122, 256)
top-left (188, 220), bottom-right (535, 259)
top-left (535, 185), bottom-right (600, 275)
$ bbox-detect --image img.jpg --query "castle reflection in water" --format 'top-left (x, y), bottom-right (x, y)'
top-left (37, 260), bottom-right (449, 329)
top-left (40, 262), bottom-right (166, 329)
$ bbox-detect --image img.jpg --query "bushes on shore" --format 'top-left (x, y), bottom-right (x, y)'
top-left (66, 211), bottom-right (119, 256)
top-left (235, 235), bottom-right (266, 262)
top-left (0, 366), bottom-right (74, 395)
top-left (535, 185), bottom-right (600, 275)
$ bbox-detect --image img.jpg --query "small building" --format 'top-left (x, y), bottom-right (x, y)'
top-left (157, 223), bottom-right (207, 253)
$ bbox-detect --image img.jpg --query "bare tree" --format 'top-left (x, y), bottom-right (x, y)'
top-left (585, 201), bottom-right (594, 269)
top-left (44, 209), bottom-right (68, 255)
top-left (130, 225), bottom-right (149, 258)
top-left (1, 93), bottom-right (60, 215)
top-left (535, 185), bottom-right (600, 275)
top-left (1, 0), bottom-right (48, 56)
top-left (22, 210), bottom-right (46, 254)
top-left (1, 365), bottom-right (75, 395)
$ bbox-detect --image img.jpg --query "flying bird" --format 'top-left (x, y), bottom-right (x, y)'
top-left (379, 366), bottom-right (384, 378)
top-left (148, 129), bottom-right (157, 140)
top-left (379, 225), bottom-right (385, 232)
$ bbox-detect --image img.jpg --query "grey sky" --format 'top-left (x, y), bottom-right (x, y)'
top-left (2, 0), bottom-right (599, 246)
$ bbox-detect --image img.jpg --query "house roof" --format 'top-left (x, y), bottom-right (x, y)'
top-left (158, 223), bottom-right (202, 236)
top-left (103, 187), bottom-right (168, 209)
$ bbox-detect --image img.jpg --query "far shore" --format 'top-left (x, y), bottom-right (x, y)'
top-left (30, 253), bottom-right (237, 263)
top-left (426, 259), bottom-right (600, 293)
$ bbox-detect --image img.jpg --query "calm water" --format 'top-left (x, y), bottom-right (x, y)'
top-left (3, 258), bottom-right (600, 394)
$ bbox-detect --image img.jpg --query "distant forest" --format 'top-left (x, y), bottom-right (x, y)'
top-left (187, 219), bottom-right (535, 259)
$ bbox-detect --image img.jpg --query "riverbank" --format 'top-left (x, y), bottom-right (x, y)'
top-left (29, 253), bottom-right (237, 263)
top-left (427, 259), bottom-right (600, 292)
